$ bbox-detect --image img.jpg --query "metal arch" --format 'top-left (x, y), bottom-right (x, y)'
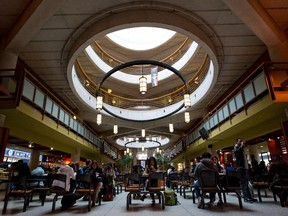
top-left (96, 60), bottom-right (189, 93)
top-left (124, 140), bottom-right (162, 148)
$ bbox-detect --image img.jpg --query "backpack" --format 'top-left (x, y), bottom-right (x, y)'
top-left (164, 189), bottom-right (178, 206)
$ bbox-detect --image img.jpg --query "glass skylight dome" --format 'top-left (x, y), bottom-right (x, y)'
top-left (107, 27), bottom-right (176, 50)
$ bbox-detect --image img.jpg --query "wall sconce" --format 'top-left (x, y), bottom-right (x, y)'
top-left (184, 94), bottom-right (191, 108)
top-left (139, 76), bottom-right (147, 94)
top-left (142, 145), bottom-right (144, 151)
top-left (96, 96), bottom-right (103, 110)
top-left (127, 148), bottom-right (130, 153)
top-left (185, 112), bottom-right (190, 123)
top-left (141, 129), bottom-right (145, 137)
top-left (96, 113), bottom-right (102, 125)
top-left (113, 124), bottom-right (118, 134)
top-left (169, 123), bottom-right (174, 133)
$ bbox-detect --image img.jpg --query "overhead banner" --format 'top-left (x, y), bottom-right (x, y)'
top-left (151, 67), bottom-right (158, 87)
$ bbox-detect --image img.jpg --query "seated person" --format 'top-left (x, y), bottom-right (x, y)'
top-left (194, 152), bottom-right (218, 208)
top-left (140, 157), bottom-right (158, 206)
top-left (52, 161), bottom-right (76, 192)
top-left (29, 165), bottom-right (46, 187)
top-left (268, 156), bottom-right (288, 201)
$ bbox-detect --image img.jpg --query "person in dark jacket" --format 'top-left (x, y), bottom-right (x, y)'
top-left (234, 138), bottom-right (257, 203)
top-left (193, 152), bottom-right (218, 208)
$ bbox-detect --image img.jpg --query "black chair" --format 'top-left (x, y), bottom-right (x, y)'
top-left (49, 173), bottom-right (67, 212)
top-left (75, 174), bottom-right (94, 211)
top-left (124, 173), bottom-right (143, 210)
top-left (221, 170), bottom-right (243, 209)
top-left (270, 178), bottom-right (288, 207)
top-left (2, 176), bottom-right (33, 214)
top-left (28, 175), bottom-right (49, 206)
top-left (168, 172), bottom-right (179, 191)
top-left (197, 170), bottom-right (222, 209)
top-left (115, 174), bottom-right (124, 194)
top-left (252, 174), bottom-right (270, 202)
top-left (147, 172), bottom-right (165, 209)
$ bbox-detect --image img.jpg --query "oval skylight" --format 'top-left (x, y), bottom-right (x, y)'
top-left (107, 27), bottom-right (176, 51)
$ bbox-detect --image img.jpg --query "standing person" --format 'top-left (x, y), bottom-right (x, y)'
top-left (211, 156), bottom-right (224, 206)
top-left (194, 152), bottom-right (218, 208)
top-left (250, 155), bottom-right (259, 180)
top-left (140, 156), bottom-right (158, 205)
top-left (234, 138), bottom-right (257, 203)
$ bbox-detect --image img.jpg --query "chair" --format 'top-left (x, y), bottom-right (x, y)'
top-left (197, 169), bottom-right (222, 209)
top-left (147, 172), bottom-right (165, 209)
top-left (115, 174), bottom-right (124, 194)
top-left (2, 176), bottom-right (33, 214)
top-left (124, 173), bottom-right (143, 210)
top-left (28, 175), bottom-right (49, 206)
top-left (75, 174), bottom-right (94, 211)
top-left (270, 178), bottom-right (288, 207)
top-left (168, 172), bottom-right (179, 191)
top-left (252, 174), bottom-right (270, 202)
top-left (221, 170), bottom-right (243, 209)
top-left (48, 173), bottom-right (67, 212)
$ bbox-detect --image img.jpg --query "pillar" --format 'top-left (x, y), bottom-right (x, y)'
top-left (71, 148), bottom-right (80, 163)
top-left (0, 51), bottom-right (18, 163)
top-left (0, 114), bottom-right (9, 162)
top-left (29, 149), bottom-right (40, 170)
top-left (248, 145), bottom-right (260, 162)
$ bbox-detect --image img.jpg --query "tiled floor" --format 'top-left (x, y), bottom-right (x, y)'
top-left (0, 189), bottom-right (287, 216)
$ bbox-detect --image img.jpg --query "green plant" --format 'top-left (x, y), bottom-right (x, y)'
top-left (118, 154), bottom-right (133, 173)
top-left (155, 152), bottom-right (171, 171)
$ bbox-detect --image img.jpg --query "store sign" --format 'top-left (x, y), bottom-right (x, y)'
top-left (5, 148), bottom-right (31, 159)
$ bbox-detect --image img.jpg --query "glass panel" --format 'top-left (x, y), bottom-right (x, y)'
top-left (229, 99), bottom-right (236, 114)
top-left (23, 79), bottom-right (35, 101)
top-left (223, 105), bottom-right (229, 118)
top-left (204, 121), bottom-right (210, 130)
top-left (254, 73), bottom-right (267, 96)
top-left (213, 114), bottom-right (218, 126)
top-left (70, 117), bottom-right (74, 128)
top-left (73, 121), bottom-right (78, 131)
top-left (64, 112), bottom-right (69, 125)
top-left (209, 117), bottom-right (214, 128)
top-left (235, 93), bottom-right (243, 110)
top-left (243, 83), bottom-right (255, 103)
top-left (45, 97), bottom-right (53, 114)
top-left (59, 109), bottom-right (64, 122)
top-left (34, 89), bottom-right (45, 108)
top-left (218, 109), bottom-right (224, 122)
top-left (52, 104), bottom-right (59, 118)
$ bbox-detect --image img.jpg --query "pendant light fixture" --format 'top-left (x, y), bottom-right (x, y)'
top-left (169, 123), bottom-right (174, 133)
top-left (184, 94), bottom-right (191, 108)
top-left (96, 113), bottom-right (102, 125)
top-left (113, 124), bottom-right (118, 134)
top-left (96, 96), bottom-right (103, 110)
top-left (185, 112), bottom-right (190, 123)
top-left (139, 66), bottom-right (147, 94)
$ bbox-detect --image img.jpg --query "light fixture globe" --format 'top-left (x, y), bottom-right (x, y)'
top-left (139, 76), bottom-right (147, 94)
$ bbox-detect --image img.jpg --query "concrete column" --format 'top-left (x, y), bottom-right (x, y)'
top-left (29, 150), bottom-right (40, 170)
top-left (0, 114), bottom-right (6, 127)
top-left (71, 148), bottom-right (80, 163)
top-left (132, 149), bottom-right (137, 165)
top-left (248, 145), bottom-right (260, 162)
